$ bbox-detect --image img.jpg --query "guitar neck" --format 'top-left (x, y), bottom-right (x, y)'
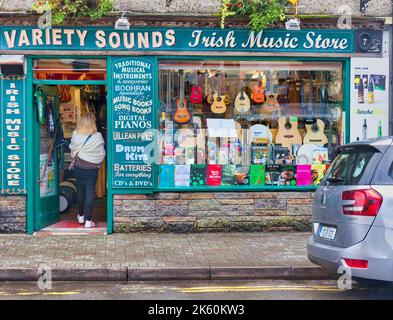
top-left (240, 80), bottom-right (244, 97)
top-left (217, 75), bottom-right (221, 96)
top-left (179, 73), bottom-right (184, 101)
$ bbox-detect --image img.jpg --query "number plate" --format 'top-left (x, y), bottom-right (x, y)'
top-left (319, 226), bottom-right (337, 240)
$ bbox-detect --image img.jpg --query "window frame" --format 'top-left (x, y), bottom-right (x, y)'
top-left (154, 55), bottom-right (351, 192)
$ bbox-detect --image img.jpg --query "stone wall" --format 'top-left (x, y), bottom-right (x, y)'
top-left (114, 192), bottom-right (314, 233)
top-left (0, 196), bottom-right (26, 233)
top-left (1, 0), bottom-right (391, 17)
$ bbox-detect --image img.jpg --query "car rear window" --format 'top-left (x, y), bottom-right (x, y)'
top-left (324, 149), bottom-right (377, 185)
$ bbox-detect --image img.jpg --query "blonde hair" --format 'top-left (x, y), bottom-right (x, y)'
top-left (76, 112), bottom-right (97, 135)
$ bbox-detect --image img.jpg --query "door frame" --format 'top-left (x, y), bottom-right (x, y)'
top-left (26, 55), bottom-right (112, 234)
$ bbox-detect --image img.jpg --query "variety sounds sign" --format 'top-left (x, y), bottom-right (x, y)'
top-left (0, 75), bottom-right (26, 194)
top-left (0, 27), bottom-right (355, 53)
top-left (111, 57), bottom-right (155, 189)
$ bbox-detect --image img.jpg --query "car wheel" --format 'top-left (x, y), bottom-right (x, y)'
top-left (353, 277), bottom-right (392, 288)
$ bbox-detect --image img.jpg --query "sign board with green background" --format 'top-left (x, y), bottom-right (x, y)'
top-left (0, 75), bottom-right (26, 194)
top-left (0, 27), bottom-right (358, 54)
top-left (111, 57), bottom-right (156, 189)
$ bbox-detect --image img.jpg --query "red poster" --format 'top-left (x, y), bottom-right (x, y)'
top-left (206, 165), bottom-right (222, 186)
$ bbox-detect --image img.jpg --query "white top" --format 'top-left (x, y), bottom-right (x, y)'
top-left (69, 131), bottom-right (106, 164)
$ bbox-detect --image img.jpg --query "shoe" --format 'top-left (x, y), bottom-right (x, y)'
top-left (77, 215), bottom-right (85, 224)
top-left (85, 220), bottom-right (96, 229)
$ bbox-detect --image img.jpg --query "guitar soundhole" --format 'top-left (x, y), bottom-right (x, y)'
top-left (311, 124), bottom-right (318, 133)
top-left (285, 122), bottom-right (292, 130)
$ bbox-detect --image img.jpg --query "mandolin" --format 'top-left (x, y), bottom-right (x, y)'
top-left (234, 80), bottom-right (251, 113)
top-left (211, 73), bottom-right (227, 114)
top-left (303, 119), bottom-right (328, 146)
top-left (189, 73), bottom-right (203, 104)
top-left (253, 72), bottom-right (265, 104)
top-left (173, 71), bottom-right (192, 124)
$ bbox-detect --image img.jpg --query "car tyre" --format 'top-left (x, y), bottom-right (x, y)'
top-left (353, 277), bottom-right (392, 287)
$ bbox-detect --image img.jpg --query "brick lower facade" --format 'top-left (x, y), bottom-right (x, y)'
top-left (0, 196), bottom-right (26, 233)
top-left (114, 192), bottom-right (314, 233)
top-left (0, 193), bottom-right (314, 233)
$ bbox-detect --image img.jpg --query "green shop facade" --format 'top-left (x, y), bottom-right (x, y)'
top-left (0, 20), bottom-right (389, 234)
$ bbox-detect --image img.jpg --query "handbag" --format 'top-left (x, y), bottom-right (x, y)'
top-left (69, 134), bottom-right (92, 170)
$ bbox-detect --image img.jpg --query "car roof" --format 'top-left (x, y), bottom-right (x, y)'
top-left (337, 136), bottom-right (393, 153)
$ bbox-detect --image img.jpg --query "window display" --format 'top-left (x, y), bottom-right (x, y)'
top-left (158, 60), bottom-right (344, 189)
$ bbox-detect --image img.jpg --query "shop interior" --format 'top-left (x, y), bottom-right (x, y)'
top-left (33, 59), bottom-right (107, 232)
top-left (158, 60), bottom-right (344, 188)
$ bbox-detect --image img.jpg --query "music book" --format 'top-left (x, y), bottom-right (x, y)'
top-left (250, 164), bottom-right (266, 186)
top-left (174, 165), bottom-right (191, 187)
top-left (159, 165), bottom-right (175, 188)
top-left (190, 164), bottom-right (206, 186)
top-left (312, 164), bottom-right (327, 185)
top-left (296, 164), bottom-right (312, 186)
top-left (206, 164), bottom-right (222, 186)
top-left (265, 164), bottom-right (281, 186)
top-left (221, 165), bottom-right (237, 186)
top-left (279, 165), bottom-right (297, 186)
top-left (235, 165), bottom-right (251, 185)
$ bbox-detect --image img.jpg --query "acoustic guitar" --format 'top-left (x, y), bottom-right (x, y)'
top-left (253, 72), bottom-right (265, 104)
top-left (303, 119), bottom-right (328, 146)
top-left (190, 73), bottom-right (203, 104)
top-left (275, 116), bottom-right (303, 150)
top-left (234, 80), bottom-right (251, 113)
top-left (263, 71), bottom-right (280, 114)
top-left (211, 73), bottom-right (227, 114)
top-left (302, 73), bottom-right (328, 146)
top-left (173, 71), bottom-right (192, 124)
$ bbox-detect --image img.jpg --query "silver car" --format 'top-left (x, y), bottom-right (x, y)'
top-left (307, 137), bottom-right (393, 285)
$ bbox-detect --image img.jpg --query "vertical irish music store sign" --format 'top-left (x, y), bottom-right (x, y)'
top-left (0, 74), bottom-right (26, 194)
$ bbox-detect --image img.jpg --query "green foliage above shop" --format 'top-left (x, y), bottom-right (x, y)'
top-left (218, 0), bottom-right (287, 32)
top-left (32, 0), bottom-right (113, 25)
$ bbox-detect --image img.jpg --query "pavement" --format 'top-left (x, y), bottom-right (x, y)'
top-left (0, 232), bottom-right (334, 281)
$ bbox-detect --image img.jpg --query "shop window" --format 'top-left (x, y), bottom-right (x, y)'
top-left (158, 60), bottom-right (344, 188)
top-left (34, 59), bottom-right (106, 81)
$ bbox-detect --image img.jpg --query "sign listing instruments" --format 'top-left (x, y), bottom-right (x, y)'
top-left (1, 75), bottom-right (26, 194)
top-left (112, 57), bottom-right (155, 189)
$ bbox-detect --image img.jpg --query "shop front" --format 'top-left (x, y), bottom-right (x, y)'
top-left (0, 23), bottom-right (389, 234)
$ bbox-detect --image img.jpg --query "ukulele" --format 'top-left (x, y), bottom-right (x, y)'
top-left (173, 71), bottom-right (192, 124)
top-left (234, 80), bottom-right (251, 113)
top-left (263, 71), bottom-right (280, 114)
top-left (211, 73), bottom-right (227, 114)
top-left (189, 73), bottom-right (203, 104)
top-left (206, 75), bottom-right (215, 105)
top-left (253, 72), bottom-right (265, 104)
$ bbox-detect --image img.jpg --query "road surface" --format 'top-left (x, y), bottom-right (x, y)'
top-left (0, 280), bottom-right (392, 300)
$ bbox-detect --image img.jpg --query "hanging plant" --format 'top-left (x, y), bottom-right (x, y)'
top-left (32, 0), bottom-right (113, 25)
top-left (218, 0), bottom-right (287, 32)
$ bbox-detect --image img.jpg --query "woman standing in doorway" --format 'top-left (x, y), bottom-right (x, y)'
top-left (69, 112), bottom-right (106, 229)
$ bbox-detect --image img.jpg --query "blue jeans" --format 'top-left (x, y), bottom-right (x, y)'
top-left (74, 167), bottom-right (98, 221)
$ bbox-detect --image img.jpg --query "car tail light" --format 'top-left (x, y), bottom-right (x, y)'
top-left (344, 259), bottom-right (368, 269)
top-left (342, 189), bottom-right (383, 216)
